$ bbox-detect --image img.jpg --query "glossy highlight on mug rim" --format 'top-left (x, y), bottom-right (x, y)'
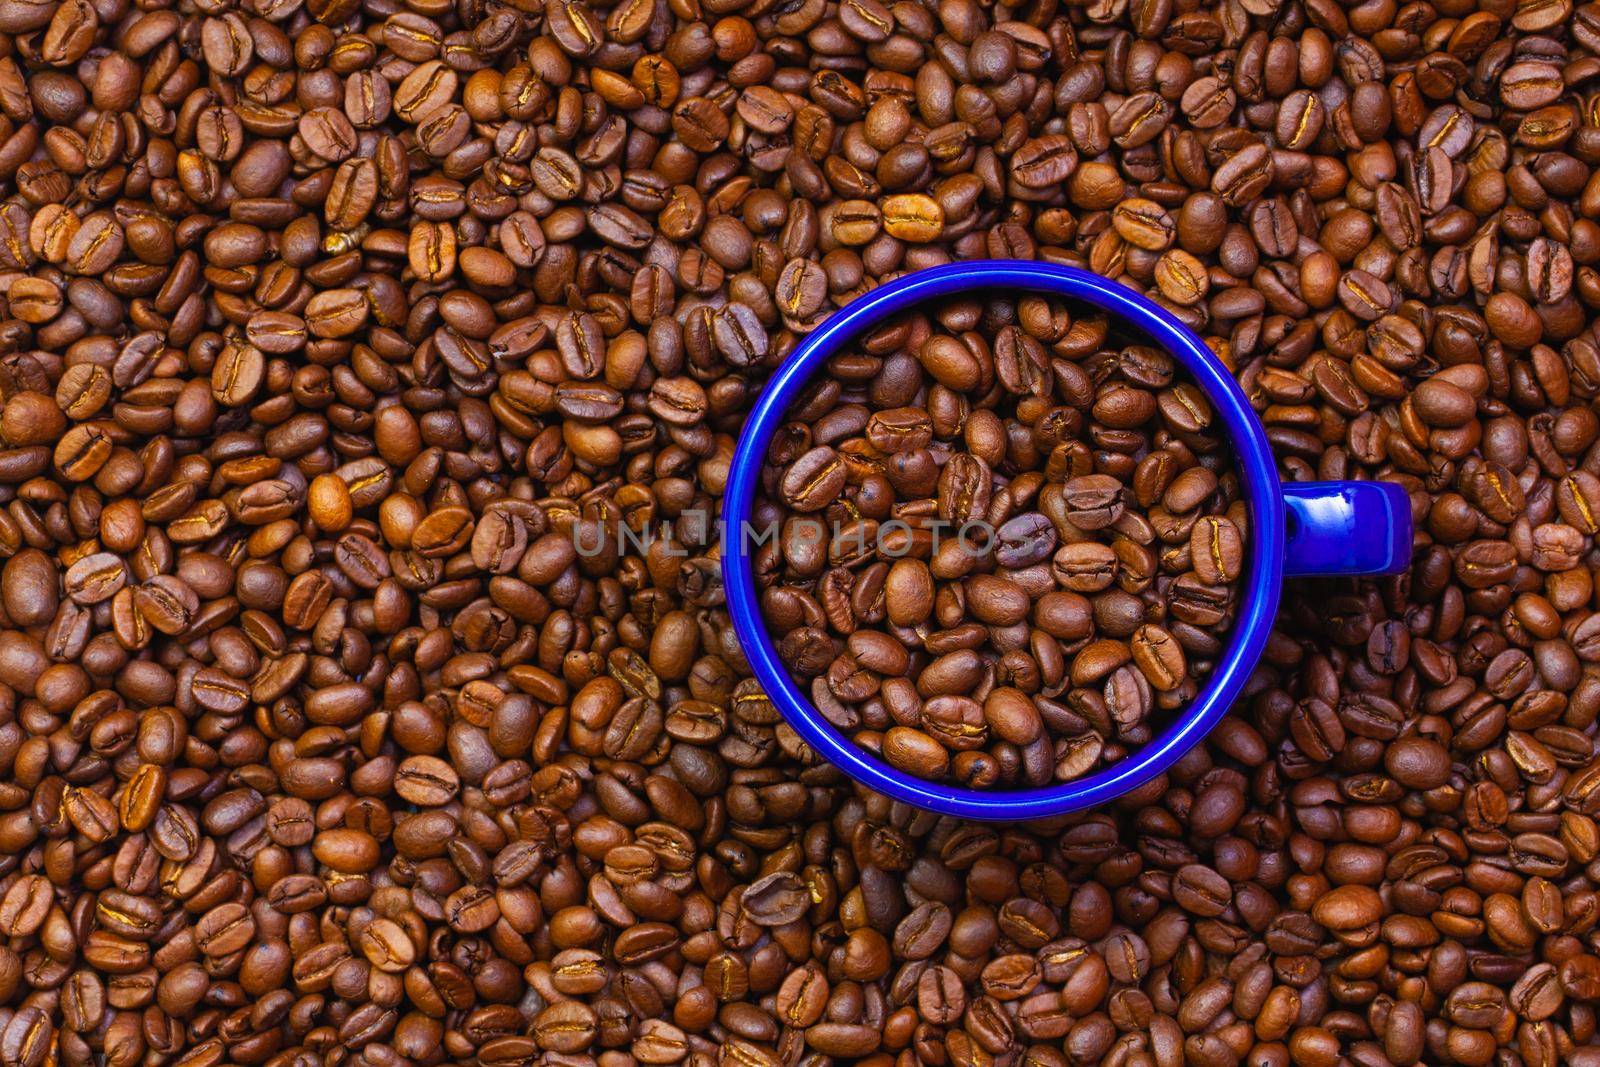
top-left (721, 261), bottom-right (1286, 821)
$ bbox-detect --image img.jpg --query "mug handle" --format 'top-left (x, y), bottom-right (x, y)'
top-left (1282, 481), bottom-right (1413, 578)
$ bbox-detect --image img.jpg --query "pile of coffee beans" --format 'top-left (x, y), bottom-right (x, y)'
top-left (1, 0), bottom-right (1600, 1063)
top-left (757, 298), bottom-right (1248, 788)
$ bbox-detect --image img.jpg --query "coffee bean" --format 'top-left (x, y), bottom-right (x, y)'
top-left (1112, 198), bottom-right (1175, 251)
top-left (995, 512), bottom-right (1057, 568)
top-left (393, 755), bottom-right (461, 805)
top-left (778, 447), bottom-right (847, 512)
top-left (1190, 515), bottom-right (1243, 584)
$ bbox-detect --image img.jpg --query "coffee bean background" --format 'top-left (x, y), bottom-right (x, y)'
top-left (0, 0), bottom-right (1597, 1064)
top-left (757, 298), bottom-right (1250, 789)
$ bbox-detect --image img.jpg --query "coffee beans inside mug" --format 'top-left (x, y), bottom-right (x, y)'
top-left (758, 296), bottom-right (1248, 787)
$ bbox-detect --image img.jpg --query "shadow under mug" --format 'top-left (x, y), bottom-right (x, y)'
top-left (721, 261), bottom-right (1413, 821)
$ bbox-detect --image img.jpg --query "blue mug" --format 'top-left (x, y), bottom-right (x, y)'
top-left (721, 261), bottom-right (1413, 821)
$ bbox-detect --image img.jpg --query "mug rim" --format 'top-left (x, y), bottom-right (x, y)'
top-left (721, 260), bottom-right (1286, 820)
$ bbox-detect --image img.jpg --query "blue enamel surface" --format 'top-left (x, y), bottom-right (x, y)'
top-left (1282, 481), bottom-right (1413, 578)
top-left (720, 261), bottom-right (1410, 821)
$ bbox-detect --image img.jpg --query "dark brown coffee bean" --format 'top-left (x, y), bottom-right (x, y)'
top-left (1011, 135), bottom-right (1078, 189)
top-left (394, 755), bottom-right (461, 805)
top-left (1190, 516), bottom-right (1243, 584)
top-left (778, 447), bottom-right (847, 512)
